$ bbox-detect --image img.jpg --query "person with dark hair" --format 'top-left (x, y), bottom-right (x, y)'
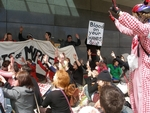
top-left (63, 34), bottom-right (81, 47)
top-left (107, 59), bottom-right (122, 83)
top-left (1, 33), bottom-right (16, 41)
top-left (45, 32), bottom-right (55, 46)
top-left (18, 26), bottom-right (33, 41)
top-left (26, 59), bottom-right (39, 82)
top-left (1, 60), bottom-right (10, 71)
top-left (0, 71), bottom-right (35, 113)
top-left (100, 85), bottom-right (125, 113)
top-left (85, 37), bottom-right (101, 62)
top-left (69, 54), bottom-right (83, 86)
top-left (21, 64), bottom-right (43, 107)
top-left (95, 70), bottom-right (132, 112)
top-left (0, 57), bottom-right (19, 86)
top-left (111, 51), bottom-right (129, 70)
top-left (82, 59), bottom-right (99, 103)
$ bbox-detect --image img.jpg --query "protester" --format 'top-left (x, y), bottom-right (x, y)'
top-left (45, 32), bottom-right (55, 46)
top-left (21, 57), bottom-right (39, 82)
top-left (1, 33), bottom-right (16, 41)
top-left (1, 60), bottom-right (10, 71)
top-left (18, 26), bottom-right (33, 41)
top-left (94, 70), bottom-right (132, 113)
top-left (0, 57), bottom-right (19, 86)
top-left (63, 34), bottom-right (81, 47)
top-left (100, 85), bottom-right (125, 113)
top-left (107, 59), bottom-right (122, 83)
top-left (0, 71), bottom-right (35, 113)
top-left (85, 37), bottom-right (101, 62)
top-left (109, 0), bottom-right (150, 112)
top-left (21, 64), bottom-right (43, 106)
top-left (42, 70), bottom-right (75, 113)
top-left (69, 54), bottom-right (83, 86)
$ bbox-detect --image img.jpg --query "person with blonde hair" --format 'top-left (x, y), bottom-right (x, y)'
top-left (42, 70), bottom-right (75, 113)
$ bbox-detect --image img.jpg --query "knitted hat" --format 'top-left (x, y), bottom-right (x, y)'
top-left (97, 70), bottom-right (112, 82)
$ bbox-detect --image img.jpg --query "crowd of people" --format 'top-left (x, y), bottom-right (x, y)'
top-left (0, 37), bottom-right (131, 113)
top-left (0, 0), bottom-right (150, 113)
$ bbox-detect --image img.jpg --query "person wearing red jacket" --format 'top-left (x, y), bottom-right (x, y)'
top-left (26, 59), bottom-right (39, 82)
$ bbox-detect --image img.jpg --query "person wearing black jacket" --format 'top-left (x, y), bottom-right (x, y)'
top-left (63, 34), bottom-right (81, 47)
top-left (85, 37), bottom-right (101, 62)
top-left (18, 26), bottom-right (33, 41)
top-left (83, 69), bottom-right (99, 103)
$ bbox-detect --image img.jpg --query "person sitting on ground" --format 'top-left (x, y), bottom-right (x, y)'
top-left (82, 60), bottom-right (98, 104)
top-left (111, 51), bottom-right (129, 70)
top-left (100, 85), bottom-right (125, 113)
top-left (69, 54), bottom-right (83, 86)
top-left (107, 58), bottom-right (122, 83)
top-left (18, 26), bottom-right (33, 41)
top-left (94, 70), bottom-right (132, 113)
top-left (111, 51), bottom-right (130, 96)
top-left (21, 57), bottom-right (39, 82)
top-left (21, 64), bottom-right (43, 107)
top-left (63, 34), bottom-right (81, 47)
top-left (41, 70), bottom-right (75, 113)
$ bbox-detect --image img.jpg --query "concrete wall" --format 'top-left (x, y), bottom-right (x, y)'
top-left (0, 0), bottom-right (133, 63)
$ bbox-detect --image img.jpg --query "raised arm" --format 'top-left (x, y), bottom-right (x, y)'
top-left (75, 34), bottom-right (81, 46)
top-left (109, 11), bottom-right (134, 37)
top-left (73, 54), bottom-right (81, 67)
top-left (0, 70), bottom-right (14, 78)
top-left (118, 12), bottom-right (150, 37)
top-left (110, 0), bottom-right (150, 38)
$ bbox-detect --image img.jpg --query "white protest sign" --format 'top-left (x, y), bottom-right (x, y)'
top-left (87, 20), bottom-right (104, 46)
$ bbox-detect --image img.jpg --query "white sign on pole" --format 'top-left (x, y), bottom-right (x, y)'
top-left (87, 20), bottom-right (104, 46)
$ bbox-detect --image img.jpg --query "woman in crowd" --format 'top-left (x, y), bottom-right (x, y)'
top-left (21, 64), bottom-right (43, 107)
top-left (42, 70), bottom-right (75, 113)
top-left (69, 54), bottom-right (83, 86)
top-left (0, 57), bottom-right (19, 86)
top-left (0, 70), bottom-right (35, 113)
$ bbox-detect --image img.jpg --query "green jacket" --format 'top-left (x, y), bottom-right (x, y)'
top-left (107, 64), bottom-right (122, 79)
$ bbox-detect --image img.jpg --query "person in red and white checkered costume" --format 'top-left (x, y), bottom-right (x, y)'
top-left (109, 0), bottom-right (150, 113)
